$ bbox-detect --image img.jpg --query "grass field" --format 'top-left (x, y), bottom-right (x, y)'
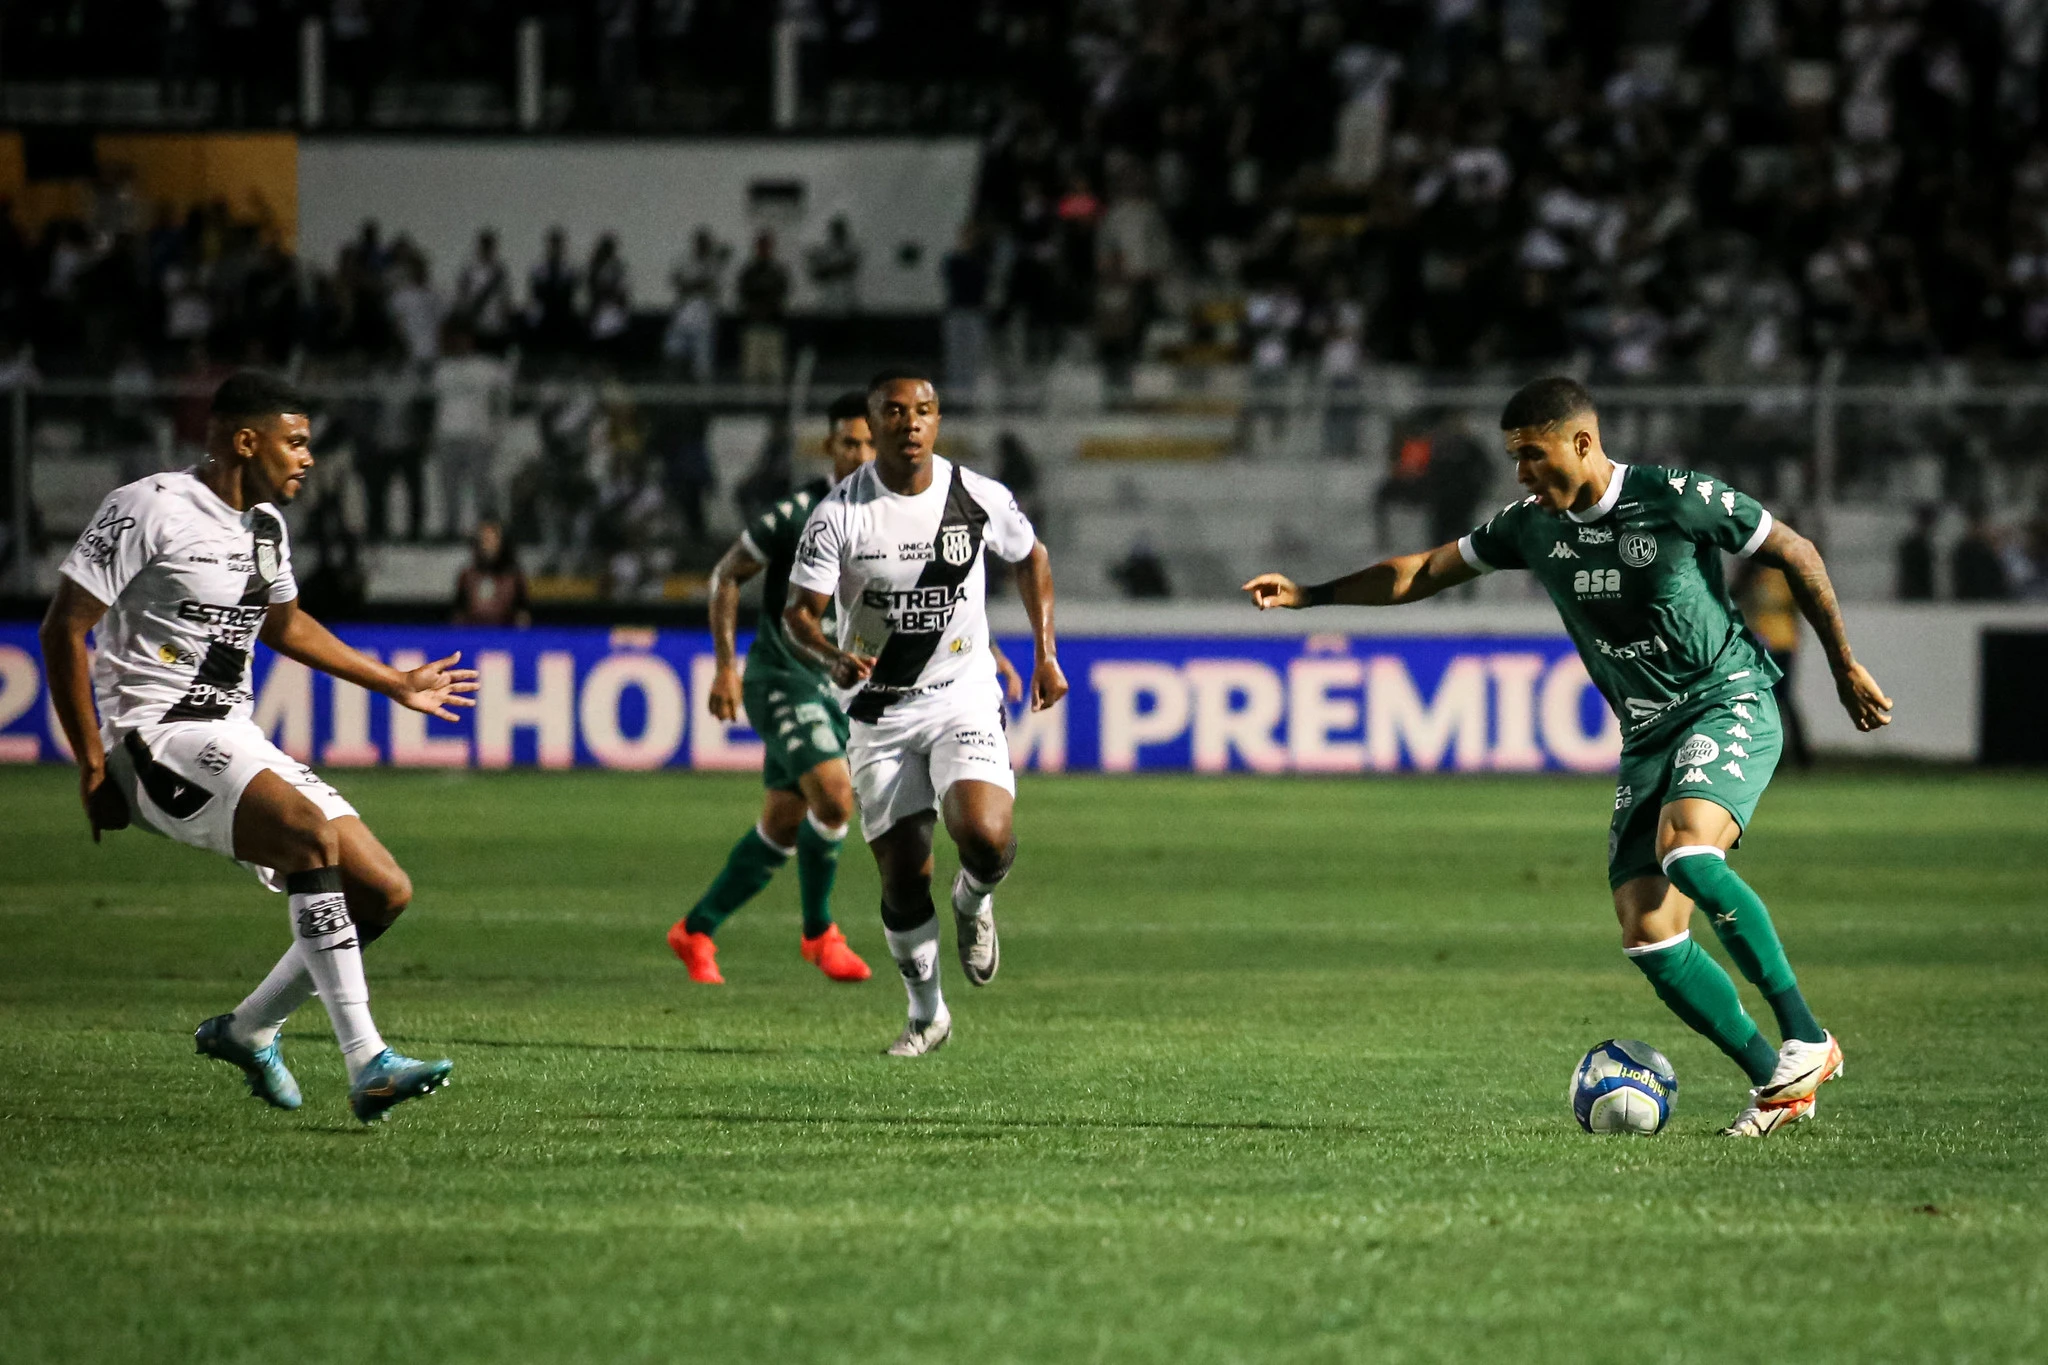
top-left (2, 764), bottom-right (2045, 1364)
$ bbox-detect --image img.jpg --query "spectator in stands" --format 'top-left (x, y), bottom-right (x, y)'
top-left (0, 330), bottom-right (36, 577)
top-left (358, 357), bottom-right (431, 543)
top-left (432, 322), bottom-right (512, 540)
top-left (1896, 505), bottom-right (1938, 601)
top-left (650, 403), bottom-right (714, 544)
top-left (586, 233), bottom-right (632, 363)
top-left (943, 223), bottom-right (992, 399)
top-left (1953, 503), bottom-right (2012, 600)
top-left (452, 520), bottom-right (530, 627)
top-left (297, 492), bottom-right (368, 620)
top-left (736, 232), bottom-right (789, 386)
top-left (806, 215), bottom-right (862, 316)
top-left (386, 252), bottom-right (442, 368)
top-left (527, 227), bottom-right (583, 361)
top-left (453, 229), bottom-right (514, 353)
top-left (1111, 536), bottom-right (1172, 600)
top-left (735, 412), bottom-right (792, 521)
top-left (663, 227), bottom-right (729, 381)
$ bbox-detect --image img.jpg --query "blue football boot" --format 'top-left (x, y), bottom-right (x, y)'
top-left (194, 1014), bottom-right (303, 1110)
top-left (347, 1048), bottom-right (454, 1124)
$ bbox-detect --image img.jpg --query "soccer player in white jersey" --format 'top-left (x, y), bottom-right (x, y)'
top-left (38, 373), bottom-right (475, 1124)
top-left (783, 372), bottom-right (1067, 1056)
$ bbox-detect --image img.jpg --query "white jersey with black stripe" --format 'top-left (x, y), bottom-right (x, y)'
top-left (58, 470), bottom-right (298, 733)
top-left (787, 456), bottom-right (1035, 703)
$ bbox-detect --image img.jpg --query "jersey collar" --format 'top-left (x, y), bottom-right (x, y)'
top-left (1566, 462), bottom-right (1629, 523)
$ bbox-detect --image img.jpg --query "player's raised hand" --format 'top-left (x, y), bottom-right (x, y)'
top-left (1242, 573), bottom-right (1305, 610)
top-left (1030, 655), bottom-right (1069, 713)
top-left (830, 651), bottom-right (876, 690)
top-left (707, 661), bottom-right (744, 723)
top-left (391, 650), bottom-right (482, 722)
top-left (1837, 660), bottom-right (1893, 732)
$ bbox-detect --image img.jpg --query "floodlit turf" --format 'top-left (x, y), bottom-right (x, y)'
top-left (2, 765), bottom-right (2045, 1363)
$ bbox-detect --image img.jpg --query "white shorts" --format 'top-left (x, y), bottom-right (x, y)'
top-left (105, 718), bottom-right (357, 891)
top-left (849, 682), bottom-right (1015, 838)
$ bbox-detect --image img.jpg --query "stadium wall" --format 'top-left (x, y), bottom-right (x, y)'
top-left (297, 137), bottom-right (981, 312)
top-left (5, 606), bottom-right (2039, 770)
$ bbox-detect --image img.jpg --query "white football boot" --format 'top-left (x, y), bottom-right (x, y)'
top-left (1754, 1032), bottom-right (1844, 1106)
top-left (1721, 1090), bottom-right (1815, 1138)
top-left (885, 1009), bottom-right (952, 1058)
top-left (951, 870), bottom-right (1000, 987)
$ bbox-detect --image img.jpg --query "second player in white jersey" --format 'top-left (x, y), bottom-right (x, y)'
top-left (784, 373), bottom-right (1066, 1058)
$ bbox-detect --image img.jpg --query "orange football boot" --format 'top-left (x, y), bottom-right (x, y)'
top-left (667, 923), bottom-right (724, 984)
top-left (800, 924), bottom-right (872, 982)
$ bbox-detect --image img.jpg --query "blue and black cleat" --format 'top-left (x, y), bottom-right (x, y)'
top-left (347, 1048), bottom-right (454, 1125)
top-left (194, 1013), bottom-right (303, 1110)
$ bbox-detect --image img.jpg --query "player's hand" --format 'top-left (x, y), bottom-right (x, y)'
top-left (994, 649), bottom-right (1025, 705)
top-left (1242, 573), bottom-right (1305, 611)
top-left (707, 662), bottom-right (744, 723)
top-left (1836, 660), bottom-right (1893, 732)
top-left (81, 765), bottom-right (129, 843)
top-left (830, 651), bottom-right (875, 690)
top-left (1030, 654), bottom-right (1069, 713)
top-left (390, 650), bottom-right (481, 722)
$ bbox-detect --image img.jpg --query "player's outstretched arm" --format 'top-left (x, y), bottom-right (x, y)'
top-left (1244, 541), bottom-right (1478, 610)
top-left (783, 586), bottom-right (873, 690)
top-left (38, 578), bottom-right (130, 840)
top-left (706, 538), bottom-right (766, 722)
top-left (260, 599), bottom-right (480, 721)
top-left (1013, 540), bottom-right (1067, 712)
top-left (1751, 521), bottom-right (1893, 732)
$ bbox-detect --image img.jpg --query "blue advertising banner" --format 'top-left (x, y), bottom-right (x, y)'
top-left (0, 624), bottom-right (1620, 774)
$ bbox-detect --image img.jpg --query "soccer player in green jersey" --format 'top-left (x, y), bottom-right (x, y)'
top-left (1244, 376), bottom-right (1894, 1137)
top-left (668, 393), bottom-right (878, 983)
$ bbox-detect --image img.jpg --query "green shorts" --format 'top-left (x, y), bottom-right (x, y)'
top-left (1608, 686), bottom-right (1783, 888)
top-left (743, 669), bottom-right (851, 793)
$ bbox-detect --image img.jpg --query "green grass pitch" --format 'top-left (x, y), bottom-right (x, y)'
top-left (2, 764), bottom-right (2045, 1363)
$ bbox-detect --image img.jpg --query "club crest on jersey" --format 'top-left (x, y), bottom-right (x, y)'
top-left (1619, 531), bottom-right (1658, 567)
top-left (940, 525), bottom-right (973, 567)
top-left (255, 541), bottom-right (279, 582)
top-left (1674, 734), bottom-right (1720, 768)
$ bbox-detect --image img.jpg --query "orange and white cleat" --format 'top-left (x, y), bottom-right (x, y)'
top-left (1721, 1091), bottom-right (1815, 1137)
top-left (1755, 1032), bottom-right (1844, 1106)
top-left (801, 924), bottom-right (872, 982)
top-left (667, 923), bottom-right (724, 984)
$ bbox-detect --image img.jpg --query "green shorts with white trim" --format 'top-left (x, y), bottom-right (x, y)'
top-left (742, 667), bottom-right (851, 793)
top-left (1608, 686), bottom-right (1783, 889)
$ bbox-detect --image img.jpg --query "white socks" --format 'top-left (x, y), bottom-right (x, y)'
top-left (287, 868), bottom-right (386, 1079)
top-left (883, 916), bottom-right (945, 1024)
top-left (952, 868), bottom-right (998, 916)
top-left (227, 947), bottom-right (317, 1050)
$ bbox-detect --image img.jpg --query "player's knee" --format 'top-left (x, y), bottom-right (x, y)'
top-left (369, 865), bottom-right (413, 920)
top-left (807, 785), bottom-right (854, 831)
top-left (958, 824), bottom-right (1016, 880)
top-left (274, 807), bottom-right (341, 873)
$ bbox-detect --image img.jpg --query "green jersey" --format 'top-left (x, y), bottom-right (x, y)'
top-left (740, 478), bottom-right (833, 684)
top-left (1460, 462), bottom-right (1783, 739)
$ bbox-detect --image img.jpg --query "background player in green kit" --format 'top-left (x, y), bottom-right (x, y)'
top-left (668, 393), bottom-right (1022, 984)
top-left (1244, 376), bottom-right (1894, 1138)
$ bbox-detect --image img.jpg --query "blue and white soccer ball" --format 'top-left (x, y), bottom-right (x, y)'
top-left (1571, 1039), bottom-right (1678, 1134)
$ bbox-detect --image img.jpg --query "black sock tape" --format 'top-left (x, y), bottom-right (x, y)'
top-left (284, 866), bottom-right (344, 896)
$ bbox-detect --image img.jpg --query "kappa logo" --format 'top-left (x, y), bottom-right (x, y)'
top-left (1727, 723), bottom-right (1752, 740)
top-left (1732, 703), bottom-right (1754, 721)
top-left (1576, 525), bottom-right (1615, 544)
top-left (1679, 767), bottom-right (1712, 785)
top-left (1726, 742), bottom-right (1750, 758)
top-left (1548, 543), bottom-right (1579, 559)
top-left (940, 525), bottom-right (973, 567)
top-left (1721, 760), bottom-right (1745, 780)
top-left (1721, 491), bottom-right (1737, 515)
top-left (1696, 479), bottom-right (1716, 503)
top-left (1619, 530), bottom-right (1658, 568)
top-left (1674, 734), bottom-right (1721, 768)
top-left (195, 740), bottom-right (232, 775)
top-left (1668, 475), bottom-right (1688, 493)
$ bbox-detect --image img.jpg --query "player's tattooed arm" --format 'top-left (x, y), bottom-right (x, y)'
top-left (38, 578), bottom-right (130, 840)
top-left (1012, 540), bottom-right (1067, 712)
top-left (706, 538), bottom-right (766, 722)
top-left (783, 586), bottom-right (873, 689)
top-left (1243, 541), bottom-right (1478, 610)
top-left (1751, 520), bottom-right (1893, 732)
top-left (260, 599), bottom-right (480, 722)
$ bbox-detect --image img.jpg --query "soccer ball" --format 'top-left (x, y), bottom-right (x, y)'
top-left (1571, 1039), bottom-right (1678, 1134)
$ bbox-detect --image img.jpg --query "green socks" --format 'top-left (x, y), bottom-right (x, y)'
top-left (795, 814), bottom-right (846, 939)
top-left (1627, 932), bottom-right (1779, 1085)
top-left (683, 825), bottom-right (792, 937)
top-left (1663, 846), bottom-right (1826, 1044)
